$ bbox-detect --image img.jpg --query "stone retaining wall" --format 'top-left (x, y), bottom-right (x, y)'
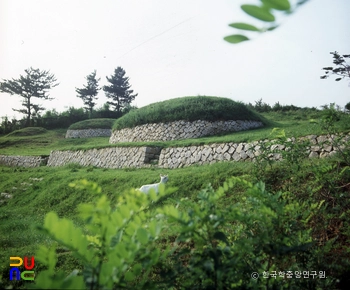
top-left (0, 155), bottom-right (48, 167)
top-left (65, 129), bottom-right (112, 138)
top-left (47, 146), bottom-right (162, 168)
top-left (2, 133), bottom-right (348, 169)
top-left (158, 134), bottom-right (349, 168)
top-left (110, 120), bottom-right (264, 143)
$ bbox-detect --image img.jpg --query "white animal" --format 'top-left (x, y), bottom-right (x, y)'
top-left (139, 174), bottom-right (168, 194)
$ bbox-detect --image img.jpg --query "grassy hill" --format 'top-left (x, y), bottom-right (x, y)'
top-left (113, 96), bottom-right (266, 130)
top-left (0, 108), bottom-right (350, 289)
top-left (68, 118), bottom-right (116, 130)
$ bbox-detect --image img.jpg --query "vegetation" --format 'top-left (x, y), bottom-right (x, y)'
top-left (0, 108), bottom-right (349, 289)
top-left (0, 67), bottom-right (59, 126)
top-left (103, 67), bottom-right (138, 113)
top-left (5, 127), bottom-right (48, 137)
top-left (224, 0), bottom-right (309, 44)
top-left (0, 104), bottom-right (126, 135)
top-left (75, 71), bottom-right (101, 118)
top-left (68, 118), bottom-right (116, 130)
top-left (320, 51), bottom-right (350, 82)
top-left (113, 96), bottom-right (265, 130)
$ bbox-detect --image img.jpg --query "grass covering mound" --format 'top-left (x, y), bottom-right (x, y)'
top-left (113, 96), bottom-right (265, 130)
top-left (68, 118), bottom-right (116, 130)
top-left (6, 127), bottom-right (48, 137)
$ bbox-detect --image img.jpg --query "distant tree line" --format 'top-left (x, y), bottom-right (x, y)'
top-left (0, 66), bottom-right (137, 131)
top-left (246, 98), bottom-right (319, 113)
top-left (0, 103), bottom-right (136, 135)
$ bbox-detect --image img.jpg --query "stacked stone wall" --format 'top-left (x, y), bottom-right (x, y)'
top-left (110, 120), bottom-right (263, 143)
top-left (159, 134), bottom-right (350, 168)
top-left (0, 155), bottom-right (48, 167)
top-left (66, 129), bottom-right (111, 138)
top-left (1, 133), bottom-right (348, 169)
top-left (47, 146), bottom-right (161, 168)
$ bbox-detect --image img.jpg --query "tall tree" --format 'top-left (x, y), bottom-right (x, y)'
top-left (103, 67), bottom-right (138, 113)
top-left (320, 51), bottom-right (350, 82)
top-left (76, 70), bottom-right (100, 118)
top-left (0, 67), bottom-right (58, 126)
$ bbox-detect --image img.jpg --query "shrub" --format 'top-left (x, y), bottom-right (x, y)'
top-left (30, 178), bottom-right (333, 289)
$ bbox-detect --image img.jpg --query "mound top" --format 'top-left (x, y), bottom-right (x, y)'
top-left (68, 118), bottom-right (116, 130)
top-left (113, 96), bottom-right (264, 130)
top-left (6, 127), bottom-right (48, 137)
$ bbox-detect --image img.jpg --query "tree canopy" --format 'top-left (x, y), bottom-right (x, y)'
top-left (103, 67), bottom-right (138, 114)
top-left (0, 67), bottom-right (58, 126)
top-left (75, 70), bottom-right (100, 118)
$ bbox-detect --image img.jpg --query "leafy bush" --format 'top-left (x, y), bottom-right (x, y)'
top-left (68, 118), bottom-right (117, 130)
top-left (113, 96), bottom-right (265, 130)
top-left (28, 177), bottom-right (336, 289)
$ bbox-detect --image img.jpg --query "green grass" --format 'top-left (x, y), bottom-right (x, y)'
top-left (68, 118), bottom-right (117, 130)
top-left (113, 96), bottom-right (266, 130)
top-left (6, 127), bottom-right (48, 137)
top-left (0, 129), bottom-right (110, 156)
top-left (0, 163), bottom-right (238, 286)
top-left (0, 161), bottom-right (251, 279)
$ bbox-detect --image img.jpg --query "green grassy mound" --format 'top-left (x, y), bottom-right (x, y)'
top-left (6, 127), bottom-right (48, 137)
top-left (113, 96), bottom-right (266, 130)
top-left (68, 118), bottom-right (116, 130)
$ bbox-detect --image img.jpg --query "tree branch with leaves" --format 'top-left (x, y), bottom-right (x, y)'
top-left (224, 0), bottom-right (309, 44)
top-left (320, 51), bottom-right (350, 82)
top-left (0, 67), bottom-right (58, 126)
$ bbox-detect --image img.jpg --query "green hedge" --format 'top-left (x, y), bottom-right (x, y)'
top-left (68, 118), bottom-right (117, 130)
top-left (113, 96), bottom-right (265, 130)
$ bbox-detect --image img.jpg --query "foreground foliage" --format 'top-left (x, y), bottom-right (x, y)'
top-left (28, 178), bottom-right (332, 289)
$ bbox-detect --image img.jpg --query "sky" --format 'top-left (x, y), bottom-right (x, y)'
top-left (1, 0), bottom-right (350, 120)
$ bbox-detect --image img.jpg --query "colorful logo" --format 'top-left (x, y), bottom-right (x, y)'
top-left (9, 256), bottom-right (35, 281)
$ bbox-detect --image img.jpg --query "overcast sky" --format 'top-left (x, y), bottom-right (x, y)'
top-left (1, 0), bottom-right (349, 120)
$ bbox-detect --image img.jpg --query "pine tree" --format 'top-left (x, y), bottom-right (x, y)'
top-left (103, 67), bottom-right (138, 113)
top-left (75, 70), bottom-right (100, 118)
top-left (0, 67), bottom-right (58, 126)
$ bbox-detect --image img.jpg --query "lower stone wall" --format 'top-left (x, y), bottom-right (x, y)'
top-left (159, 134), bottom-right (349, 168)
top-left (110, 120), bottom-right (264, 143)
top-left (47, 146), bottom-right (162, 168)
top-left (65, 129), bottom-right (112, 138)
top-left (0, 155), bottom-right (48, 167)
top-left (2, 133), bottom-right (348, 169)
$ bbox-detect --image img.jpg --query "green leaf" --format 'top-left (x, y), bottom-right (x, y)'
top-left (224, 35), bottom-right (249, 44)
top-left (137, 228), bottom-right (149, 244)
top-left (267, 25), bottom-right (279, 31)
top-left (241, 5), bottom-right (276, 22)
top-left (261, 0), bottom-right (291, 11)
top-left (125, 271), bottom-right (135, 282)
top-left (229, 22), bottom-right (261, 31)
